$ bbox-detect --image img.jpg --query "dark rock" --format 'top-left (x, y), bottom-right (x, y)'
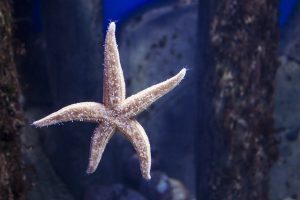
top-left (23, 109), bottom-right (75, 200)
top-left (84, 184), bottom-right (146, 200)
top-left (140, 171), bottom-right (190, 200)
top-left (124, 153), bottom-right (160, 187)
top-left (124, 155), bottom-right (144, 186)
top-left (280, 145), bottom-right (292, 158)
top-left (285, 128), bottom-right (300, 142)
top-left (140, 172), bottom-right (171, 200)
top-left (168, 178), bottom-right (190, 200)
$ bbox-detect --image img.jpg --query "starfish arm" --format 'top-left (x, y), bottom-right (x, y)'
top-left (103, 22), bottom-right (126, 107)
top-left (118, 119), bottom-right (151, 180)
top-left (120, 68), bottom-right (186, 117)
top-left (32, 102), bottom-right (108, 127)
top-left (86, 122), bottom-right (115, 174)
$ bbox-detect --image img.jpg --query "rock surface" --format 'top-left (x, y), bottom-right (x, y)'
top-left (270, 4), bottom-right (300, 200)
top-left (84, 184), bottom-right (146, 200)
top-left (140, 171), bottom-right (190, 200)
top-left (119, 3), bottom-right (198, 195)
top-left (23, 109), bottom-right (75, 200)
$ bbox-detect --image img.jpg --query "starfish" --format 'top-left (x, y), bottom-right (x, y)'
top-left (33, 22), bottom-right (186, 180)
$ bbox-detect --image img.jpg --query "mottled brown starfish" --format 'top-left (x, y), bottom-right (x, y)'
top-left (33, 22), bottom-right (186, 179)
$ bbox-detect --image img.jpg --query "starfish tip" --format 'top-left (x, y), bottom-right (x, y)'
top-left (31, 121), bottom-right (40, 127)
top-left (86, 167), bottom-right (95, 174)
top-left (180, 68), bottom-right (187, 76)
top-left (143, 172), bottom-right (151, 180)
top-left (108, 22), bottom-right (116, 33)
top-left (177, 68), bottom-right (187, 81)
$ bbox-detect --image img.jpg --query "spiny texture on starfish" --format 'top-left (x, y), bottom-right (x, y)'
top-left (33, 22), bottom-right (186, 180)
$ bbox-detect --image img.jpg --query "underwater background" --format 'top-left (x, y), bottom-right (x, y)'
top-left (2, 0), bottom-right (300, 199)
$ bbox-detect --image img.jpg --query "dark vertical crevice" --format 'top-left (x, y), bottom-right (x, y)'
top-left (195, 0), bottom-right (221, 199)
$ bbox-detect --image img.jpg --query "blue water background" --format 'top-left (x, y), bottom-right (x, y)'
top-left (31, 0), bottom-right (300, 34)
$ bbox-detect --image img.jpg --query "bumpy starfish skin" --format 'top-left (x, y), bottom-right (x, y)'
top-left (87, 121), bottom-right (115, 174)
top-left (33, 22), bottom-right (186, 180)
top-left (103, 22), bottom-right (125, 107)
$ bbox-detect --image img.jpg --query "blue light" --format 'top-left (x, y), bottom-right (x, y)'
top-left (103, 0), bottom-right (299, 29)
top-left (29, 0), bottom-right (300, 33)
top-left (279, 0), bottom-right (299, 27)
top-left (32, 0), bottom-right (43, 32)
top-left (104, 0), bottom-right (155, 30)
